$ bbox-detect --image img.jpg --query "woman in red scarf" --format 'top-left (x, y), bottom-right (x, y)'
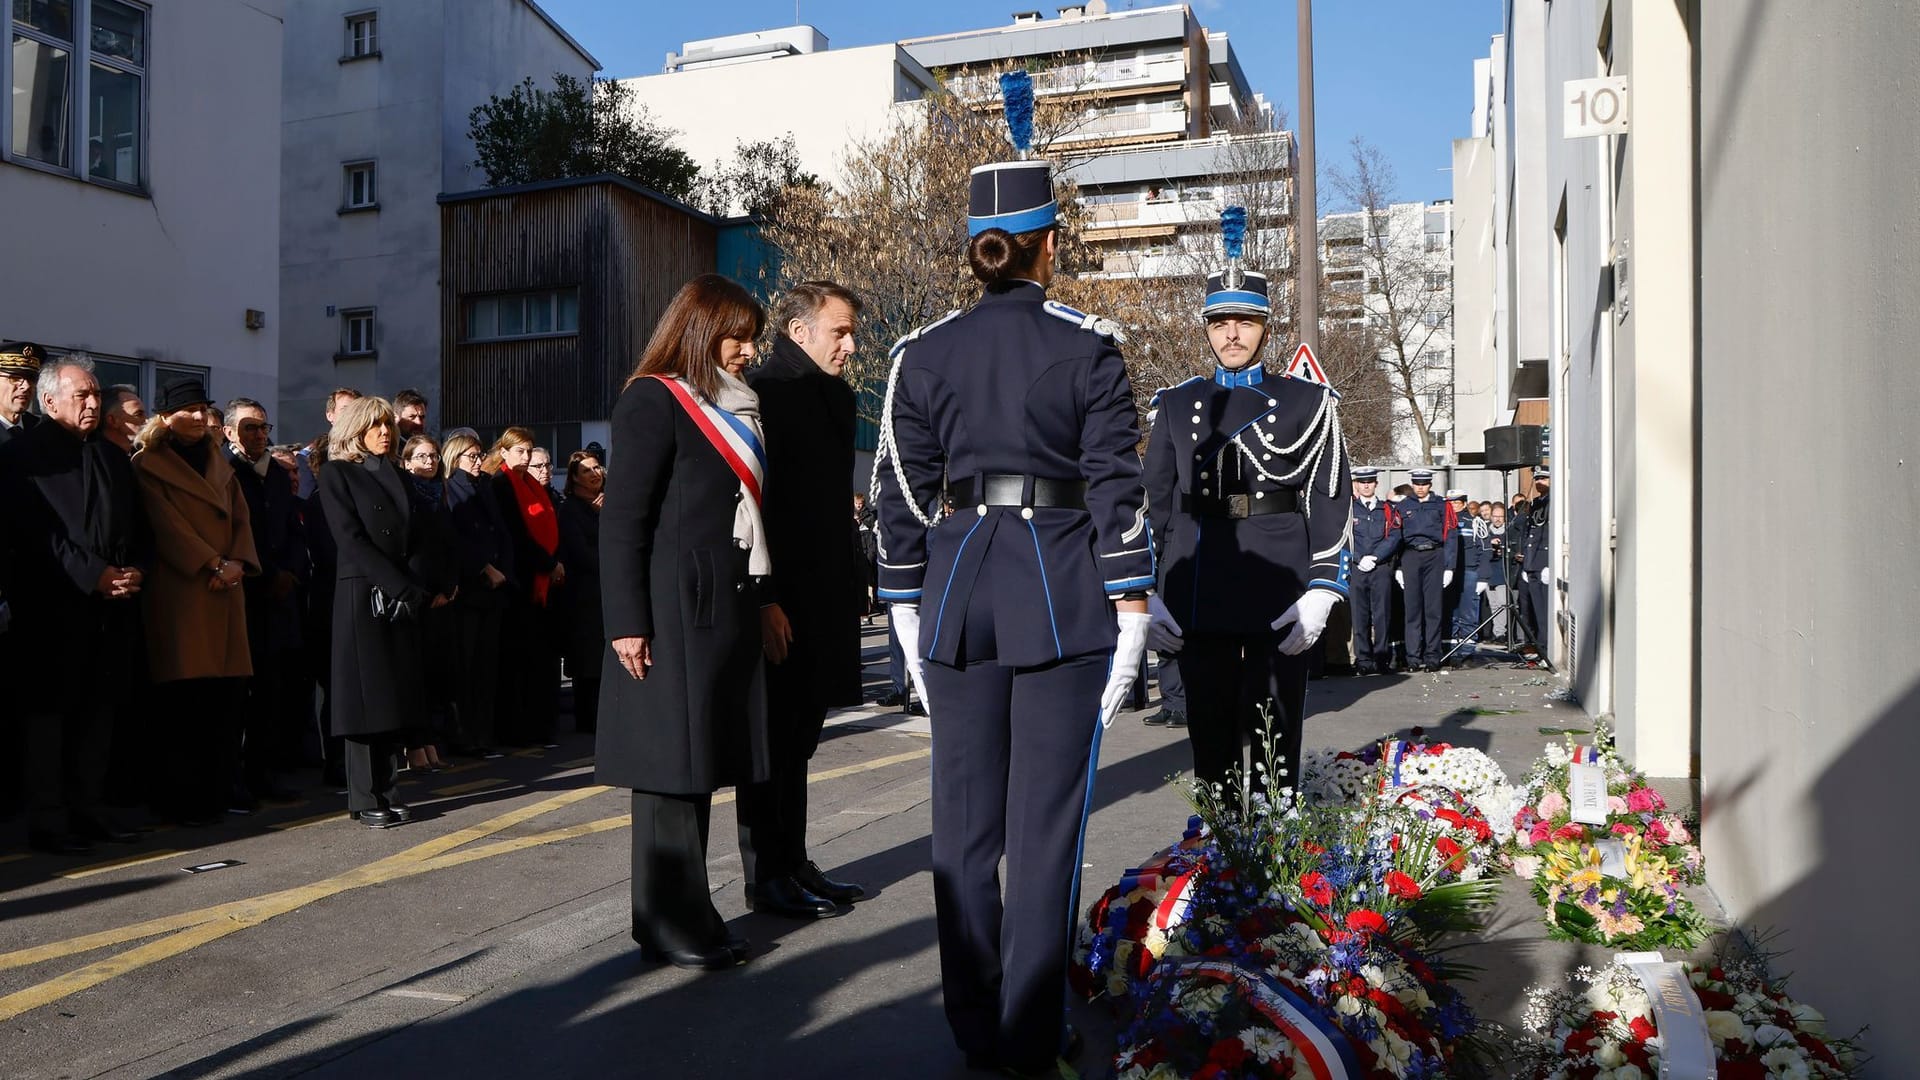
top-left (485, 427), bottom-right (565, 745)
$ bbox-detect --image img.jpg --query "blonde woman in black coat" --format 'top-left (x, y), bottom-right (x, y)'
top-left (321, 398), bottom-right (453, 828)
top-left (599, 274), bottom-right (771, 970)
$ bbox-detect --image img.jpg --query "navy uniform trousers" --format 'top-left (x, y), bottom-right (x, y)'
top-left (1402, 546), bottom-right (1447, 666)
top-left (1349, 566), bottom-right (1393, 672)
top-left (1177, 633), bottom-right (1308, 791)
top-left (922, 558), bottom-right (1109, 1073)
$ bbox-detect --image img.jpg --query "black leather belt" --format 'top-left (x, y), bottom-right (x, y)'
top-left (948, 474), bottom-right (1088, 510)
top-left (1181, 489), bottom-right (1299, 518)
top-left (1406, 540), bottom-right (1440, 552)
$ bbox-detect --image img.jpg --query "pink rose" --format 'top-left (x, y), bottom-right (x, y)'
top-left (1606, 795), bottom-right (1630, 815)
top-left (1529, 821), bottom-right (1552, 846)
top-left (1611, 822), bottom-right (1637, 837)
top-left (1627, 787), bottom-right (1666, 812)
top-left (1645, 818), bottom-right (1670, 843)
top-left (1512, 855), bottom-right (1542, 880)
top-left (1664, 817), bottom-right (1692, 844)
top-left (1537, 791), bottom-right (1568, 819)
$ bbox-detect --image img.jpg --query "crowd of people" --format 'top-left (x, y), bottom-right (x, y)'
top-left (0, 342), bottom-right (610, 851)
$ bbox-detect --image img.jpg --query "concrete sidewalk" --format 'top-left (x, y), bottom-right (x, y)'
top-left (124, 660), bottom-right (1719, 1079)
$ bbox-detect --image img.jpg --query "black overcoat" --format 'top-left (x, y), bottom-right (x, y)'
top-left (595, 377), bottom-right (769, 795)
top-left (553, 493), bottom-right (604, 669)
top-left (0, 420), bottom-right (148, 712)
top-left (321, 456), bottom-right (432, 737)
top-left (228, 447), bottom-right (309, 654)
top-left (750, 338), bottom-right (865, 752)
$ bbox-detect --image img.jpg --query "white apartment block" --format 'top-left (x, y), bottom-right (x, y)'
top-left (1, 0), bottom-right (284, 408)
top-left (279, 0), bottom-right (597, 435)
top-left (618, 29), bottom-right (937, 213)
top-left (1321, 201), bottom-right (1455, 465)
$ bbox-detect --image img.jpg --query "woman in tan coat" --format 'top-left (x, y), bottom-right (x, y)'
top-left (133, 376), bottom-right (260, 825)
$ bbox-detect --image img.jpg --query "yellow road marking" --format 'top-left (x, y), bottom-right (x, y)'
top-left (0, 749), bottom-right (929, 1020)
top-left (268, 812), bottom-right (347, 832)
top-left (438, 760), bottom-right (489, 774)
top-left (59, 850), bottom-right (192, 881)
top-left (511, 748), bottom-right (546, 758)
top-left (0, 853), bottom-right (29, 865)
top-left (559, 756), bottom-right (596, 769)
top-left (432, 777), bottom-right (514, 797)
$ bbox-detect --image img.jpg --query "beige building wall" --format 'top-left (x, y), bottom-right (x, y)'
top-left (1449, 136), bottom-right (1498, 463)
top-left (1696, 1), bottom-right (1920, 1065)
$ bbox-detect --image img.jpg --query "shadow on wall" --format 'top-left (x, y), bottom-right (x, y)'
top-left (1712, 674), bottom-right (1920, 1073)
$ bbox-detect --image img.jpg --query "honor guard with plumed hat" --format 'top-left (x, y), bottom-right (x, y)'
top-left (1142, 206), bottom-right (1352, 790)
top-left (870, 68), bottom-right (1152, 1078)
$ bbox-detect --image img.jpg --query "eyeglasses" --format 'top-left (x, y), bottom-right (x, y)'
top-left (238, 421), bottom-right (273, 435)
top-left (529, 462), bottom-right (552, 471)
top-left (459, 450), bottom-right (483, 461)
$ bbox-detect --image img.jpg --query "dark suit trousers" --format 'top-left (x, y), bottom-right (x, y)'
top-left (1177, 632), bottom-right (1308, 791)
top-left (1525, 573), bottom-right (1552, 651)
top-left (152, 678), bottom-right (243, 821)
top-left (1401, 547), bottom-right (1446, 666)
top-left (24, 701), bottom-right (111, 836)
top-left (343, 736), bottom-right (399, 813)
top-left (631, 790), bottom-right (726, 949)
top-left (1350, 567), bottom-right (1393, 670)
top-left (736, 709), bottom-right (822, 884)
top-left (923, 652), bottom-right (1107, 1073)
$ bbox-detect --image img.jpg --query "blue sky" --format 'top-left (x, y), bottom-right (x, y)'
top-left (534, 0), bottom-right (1505, 210)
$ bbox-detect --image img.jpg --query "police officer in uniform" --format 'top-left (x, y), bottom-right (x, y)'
top-left (1347, 467), bottom-right (1396, 675)
top-left (871, 71), bottom-right (1153, 1078)
top-left (1142, 207), bottom-right (1351, 790)
top-left (1393, 469), bottom-right (1456, 671)
top-left (1521, 467), bottom-right (1552, 653)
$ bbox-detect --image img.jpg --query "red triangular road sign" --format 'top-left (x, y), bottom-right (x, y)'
top-left (1286, 342), bottom-right (1330, 388)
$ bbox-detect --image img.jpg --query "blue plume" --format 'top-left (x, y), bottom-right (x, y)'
top-left (1221, 206), bottom-right (1248, 261)
top-left (1000, 70), bottom-right (1035, 153)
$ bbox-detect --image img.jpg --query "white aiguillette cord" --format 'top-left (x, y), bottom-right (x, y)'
top-left (1615, 951), bottom-right (1718, 1079)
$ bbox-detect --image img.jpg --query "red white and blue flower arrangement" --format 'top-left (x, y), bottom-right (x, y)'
top-left (1075, 725), bottom-right (1502, 1078)
top-left (1505, 723), bottom-right (1710, 950)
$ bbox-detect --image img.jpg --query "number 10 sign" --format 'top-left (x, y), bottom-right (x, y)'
top-left (1564, 76), bottom-right (1630, 138)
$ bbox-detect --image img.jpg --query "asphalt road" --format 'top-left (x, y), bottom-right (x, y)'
top-left (0, 628), bottom-right (1717, 1079)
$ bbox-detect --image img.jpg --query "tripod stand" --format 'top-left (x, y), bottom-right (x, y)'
top-left (1438, 466), bottom-right (1547, 669)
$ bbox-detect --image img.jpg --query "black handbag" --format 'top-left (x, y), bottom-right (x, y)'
top-left (369, 585), bottom-right (420, 623)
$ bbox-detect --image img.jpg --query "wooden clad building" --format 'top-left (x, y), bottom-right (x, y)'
top-left (438, 174), bottom-right (722, 452)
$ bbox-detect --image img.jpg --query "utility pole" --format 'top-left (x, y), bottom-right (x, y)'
top-left (1294, 0), bottom-right (1320, 357)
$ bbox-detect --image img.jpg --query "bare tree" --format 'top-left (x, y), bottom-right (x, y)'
top-left (1326, 137), bottom-right (1454, 464)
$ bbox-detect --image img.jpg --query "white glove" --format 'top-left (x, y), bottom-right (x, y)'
top-left (1271, 590), bottom-right (1339, 656)
top-left (1443, 570), bottom-right (1455, 588)
top-left (1358, 555), bottom-right (1377, 573)
top-left (1476, 580), bottom-right (1489, 596)
top-left (890, 604), bottom-right (931, 715)
top-left (1541, 566), bottom-right (1553, 586)
top-left (1394, 570), bottom-right (1404, 588)
top-left (1146, 594), bottom-right (1184, 655)
top-left (1099, 611), bottom-right (1151, 729)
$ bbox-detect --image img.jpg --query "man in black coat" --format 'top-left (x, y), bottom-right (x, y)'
top-left (224, 398), bottom-right (309, 803)
top-left (0, 355), bottom-right (149, 853)
top-left (739, 281), bottom-right (872, 919)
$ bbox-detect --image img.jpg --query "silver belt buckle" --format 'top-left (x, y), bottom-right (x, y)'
top-left (1227, 494), bottom-right (1250, 518)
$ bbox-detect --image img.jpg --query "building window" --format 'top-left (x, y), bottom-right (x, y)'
top-left (340, 308), bottom-right (376, 357)
top-left (6, 0), bottom-right (146, 188)
top-left (345, 11), bottom-right (378, 59)
top-left (464, 289), bottom-right (581, 342)
top-left (342, 160), bottom-right (377, 210)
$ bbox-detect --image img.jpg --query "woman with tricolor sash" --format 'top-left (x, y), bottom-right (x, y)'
top-left (597, 274), bottom-right (773, 971)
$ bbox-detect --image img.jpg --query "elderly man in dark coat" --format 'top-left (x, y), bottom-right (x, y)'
top-left (737, 281), bottom-right (872, 919)
top-left (0, 354), bottom-right (149, 853)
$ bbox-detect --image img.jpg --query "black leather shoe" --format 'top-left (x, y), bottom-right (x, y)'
top-left (639, 940), bottom-right (744, 970)
top-left (28, 832), bottom-right (95, 855)
top-left (74, 816), bottom-right (141, 844)
top-left (794, 861), bottom-right (867, 904)
top-left (745, 876), bottom-right (845, 919)
top-left (1141, 709), bottom-right (1169, 727)
top-left (874, 692), bottom-right (906, 708)
top-left (386, 803), bottom-right (413, 822)
top-left (354, 808), bottom-right (401, 828)
top-left (999, 1026), bottom-right (1083, 1078)
top-left (904, 701), bottom-right (927, 717)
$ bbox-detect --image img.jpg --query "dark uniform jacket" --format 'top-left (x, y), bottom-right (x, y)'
top-left (1456, 514), bottom-right (1485, 575)
top-left (553, 493), bottom-right (604, 671)
top-left (874, 282), bottom-right (1154, 669)
top-left (1350, 496), bottom-right (1399, 564)
top-left (1522, 493), bottom-right (1552, 573)
top-left (1144, 368), bottom-right (1351, 635)
top-left (0, 420), bottom-right (148, 712)
top-left (1395, 494), bottom-right (1458, 573)
top-left (751, 336), bottom-right (865, 733)
top-left (595, 376), bottom-right (770, 795)
top-left (320, 456), bottom-right (431, 737)
top-left (227, 447), bottom-right (309, 653)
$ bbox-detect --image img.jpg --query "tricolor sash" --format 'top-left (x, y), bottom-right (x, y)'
top-left (1159, 958), bottom-right (1360, 1080)
top-left (650, 375), bottom-right (765, 505)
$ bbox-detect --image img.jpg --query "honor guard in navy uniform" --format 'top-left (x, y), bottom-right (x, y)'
top-left (1347, 466), bottom-right (1397, 675)
top-left (1521, 467), bottom-right (1552, 651)
top-left (1142, 207), bottom-right (1351, 790)
top-left (1393, 469), bottom-right (1457, 670)
top-left (871, 71), bottom-right (1152, 1078)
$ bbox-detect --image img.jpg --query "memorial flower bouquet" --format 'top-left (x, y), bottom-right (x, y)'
top-left (1506, 725), bottom-right (1709, 950)
top-left (1511, 945), bottom-right (1865, 1079)
top-left (1299, 732), bottom-right (1522, 881)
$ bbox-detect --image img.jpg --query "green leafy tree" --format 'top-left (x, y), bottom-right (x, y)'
top-left (467, 74), bottom-right (699, 200)
top-left (695, 134), bottom-right (820, 218)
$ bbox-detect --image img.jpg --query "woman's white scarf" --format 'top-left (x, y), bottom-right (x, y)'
top-left (704, 370), bottom-right (773, 577)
